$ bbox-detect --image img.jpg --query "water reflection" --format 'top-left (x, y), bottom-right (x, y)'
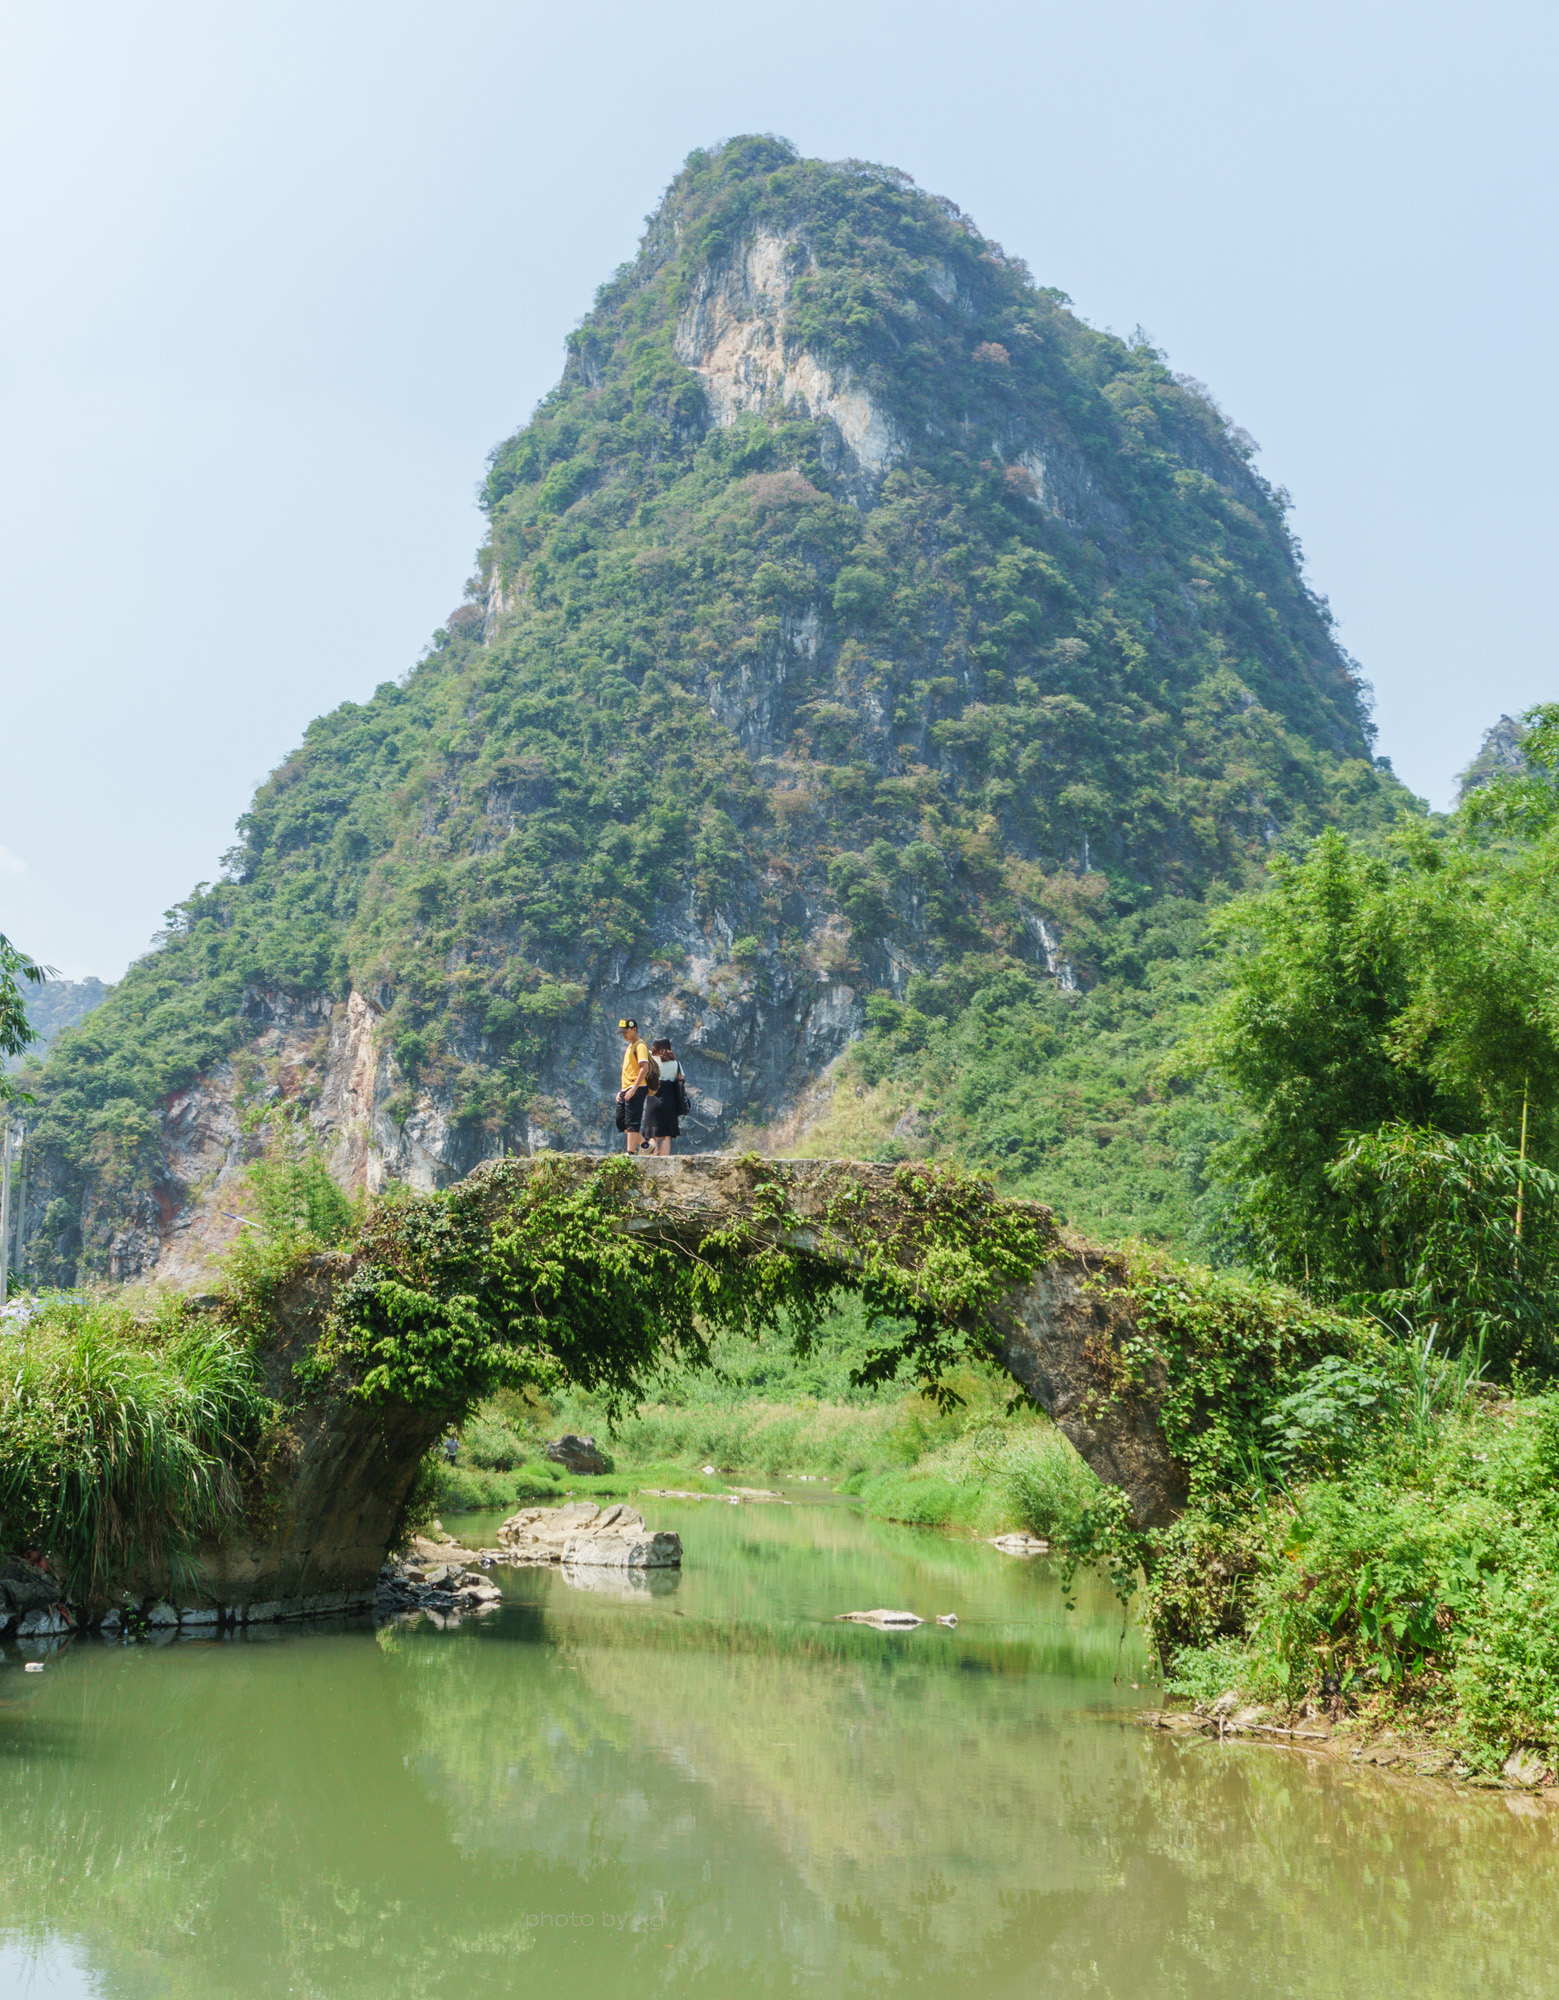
top-left (556, 1563), bottom-right (681, 1600)
top-left (0, 1493), bottom-right (1556, 1997)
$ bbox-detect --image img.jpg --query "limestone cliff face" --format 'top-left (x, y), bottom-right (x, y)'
top-left (667, 225), bottom-right (1125, 539)
top-left (674, 229), bottom-right (905, 493)
top-left (79, 952), bottom-right (864, 1286)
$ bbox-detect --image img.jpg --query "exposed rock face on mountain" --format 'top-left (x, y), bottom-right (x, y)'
top-left (1457, 714), bottom-right (1529, 802)
top-left (674, 228), bottom-right (907, 494)
top-left (19, 135), bottom-right (1412, 1283)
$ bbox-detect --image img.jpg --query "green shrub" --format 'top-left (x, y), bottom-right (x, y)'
top-left (460, 1408), bottom-right (533, 1471)
top-left (845, 1418), bottom-right (1102, 1538)
top-left (1155, 1390), bottom-right (1559, 1765)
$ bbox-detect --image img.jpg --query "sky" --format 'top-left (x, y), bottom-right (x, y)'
top-left (1, 0), bottom-right (1554, 981)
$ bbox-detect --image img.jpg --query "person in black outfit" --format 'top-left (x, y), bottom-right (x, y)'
top-left (640, 1038), bottom-right (688, 1155)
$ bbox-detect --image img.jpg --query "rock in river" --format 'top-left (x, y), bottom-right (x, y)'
top-left (497, 1501), bottom-right (681, 1569)
top-left (0, 1555), bottom-right (61, 1620)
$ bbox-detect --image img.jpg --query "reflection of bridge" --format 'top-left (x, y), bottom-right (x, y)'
top-left (186, 1157), bottom-right (1186, 1620)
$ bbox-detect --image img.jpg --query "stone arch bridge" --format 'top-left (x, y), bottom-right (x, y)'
top-left (190, 1156), bottom-right (1185, 1620)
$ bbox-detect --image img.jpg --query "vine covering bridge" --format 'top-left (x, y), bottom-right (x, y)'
top-left (190, 1154), bottom-right (1190, 1618)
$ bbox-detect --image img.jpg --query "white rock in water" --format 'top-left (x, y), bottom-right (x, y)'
top-left (989, 1534), bottom-right (1050, 1557)
top-left (836, 1608), bottom-right (923, 1629)
top-left (937, 1614), bottom-right (958, 1628)
top-left (147, 1601), bottom-right (179, 1627)
top-left (23, 1661), bottom-right (43, 1673)
top-left (498, 1501), bottom-right (681, 1568)
top-left (561, 1530), bottom-right (683, 1569)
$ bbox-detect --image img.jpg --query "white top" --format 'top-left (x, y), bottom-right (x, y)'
top-left (656, 1058), bottom-right (682, 1083)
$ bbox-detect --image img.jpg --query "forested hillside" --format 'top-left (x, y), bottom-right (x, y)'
top-left (18, 135), bottom-right (1417, 1281)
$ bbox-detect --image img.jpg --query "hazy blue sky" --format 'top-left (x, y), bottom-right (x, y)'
top-left (2, 0), bottom-right (1553, 979)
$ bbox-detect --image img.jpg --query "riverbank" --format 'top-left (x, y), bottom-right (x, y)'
top-left (1142, 1701), bottom-right (1558, 1795)
top-left (1136, 1383), bottom-right (1559, 1784)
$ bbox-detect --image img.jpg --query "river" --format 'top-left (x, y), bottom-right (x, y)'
top-left (2, 1488), bottom-right (1557, 1997)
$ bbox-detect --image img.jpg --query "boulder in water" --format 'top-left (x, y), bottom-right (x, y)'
top-left (835, 1608), bottom-right (923, 1629)
top-left (498, 1501), bottom-right (680, 1569)
top-left (0, 1556), bottom-right (60, 1619)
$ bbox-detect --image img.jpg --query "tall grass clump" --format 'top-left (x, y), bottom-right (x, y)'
top-left (0, 1293), bottom-right (270, 1597)
top-left (843, 1412), bottom-right (1104, 1538)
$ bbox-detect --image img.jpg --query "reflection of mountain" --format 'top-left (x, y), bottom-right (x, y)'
top-left (2, 1505), bottom-right (1559, 1997)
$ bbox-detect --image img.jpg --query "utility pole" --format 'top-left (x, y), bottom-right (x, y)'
top-left (13, 1121), bottom-right (26, 1284)
top-left (0, 1117), bottom-right (11, 1311)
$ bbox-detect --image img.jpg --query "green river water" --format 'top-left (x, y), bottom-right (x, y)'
top-left (3, 1489), bottom-right (1558, 1998)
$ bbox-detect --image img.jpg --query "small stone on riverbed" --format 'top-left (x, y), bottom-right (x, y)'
top-left (1503, 1748), bottom-right (1554, 1788)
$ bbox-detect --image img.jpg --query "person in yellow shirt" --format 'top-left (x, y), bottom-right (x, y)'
top-left (615, 1018), bottom-right (651, 1153)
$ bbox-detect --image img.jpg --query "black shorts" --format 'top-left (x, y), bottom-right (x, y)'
top-left (615, 1086), bottom-right (648, 1134)
top-left (641, 1091), bottom-right (679, 1140)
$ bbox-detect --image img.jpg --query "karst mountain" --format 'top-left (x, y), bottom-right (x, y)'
top-left (23, 134), bottom-right (1416, 1281)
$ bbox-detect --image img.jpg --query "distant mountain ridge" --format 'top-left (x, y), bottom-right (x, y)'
top-left (2, 977), bottom-right (107, 1079)
top-left (21, 135), bottom-right (1416, 1282)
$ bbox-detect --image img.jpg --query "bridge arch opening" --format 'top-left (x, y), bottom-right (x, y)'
top-left (196, 1154), bottom-right (1187, 1615)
